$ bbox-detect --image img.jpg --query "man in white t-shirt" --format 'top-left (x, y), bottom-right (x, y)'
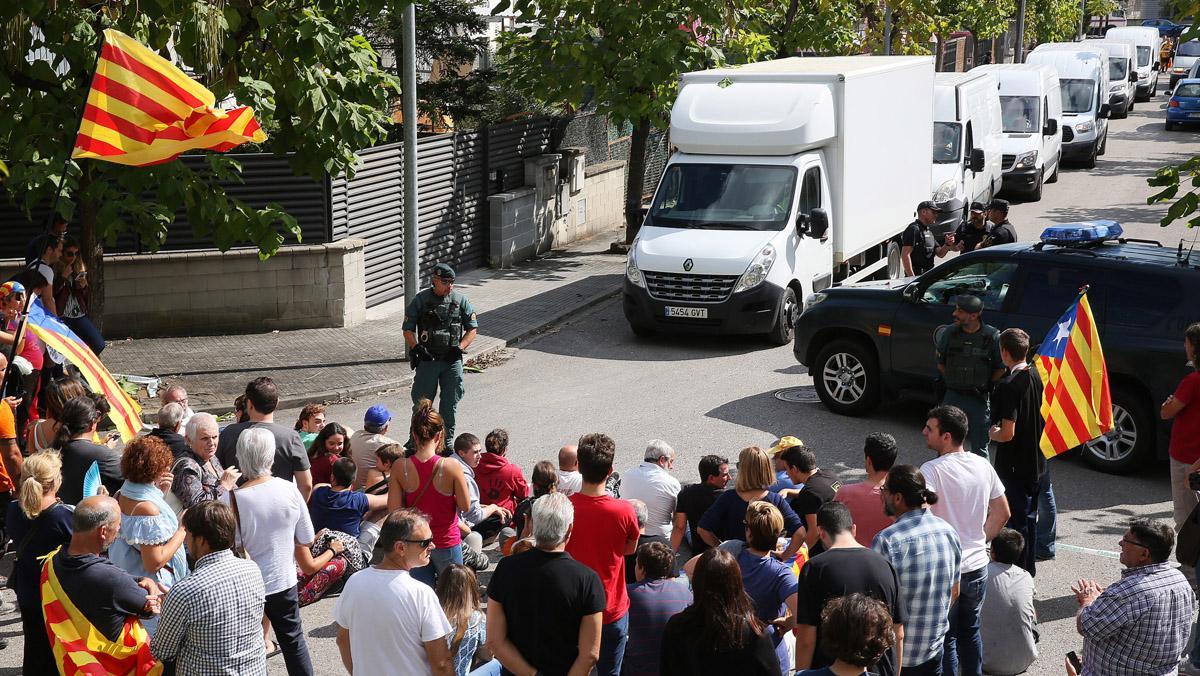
top-left (920, 405), bottom-right (1010, 676)
top-left (335, 509), bottom-right (453, 676)
top-left (556, 444), bottom-right (583, 496)
top-left (619, 440), bottom-right (682, 539)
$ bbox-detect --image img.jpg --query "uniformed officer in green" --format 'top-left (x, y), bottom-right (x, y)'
top-left (403, 263), bottom-right (478, 446)
top-left (935, 294), bottom-right (1004, 457)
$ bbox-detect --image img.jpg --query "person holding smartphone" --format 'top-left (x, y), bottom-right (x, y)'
top-left (51, 236), bottom-right (105, 355)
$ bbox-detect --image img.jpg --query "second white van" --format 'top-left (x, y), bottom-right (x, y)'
top-left (1105, 25), bottom-right (1163, 99)
top-left (1026, 48), bottom-right (1111, 167)
top-left (930, 71), bottom-right (1004, 234)
top-left (1087, 39), bottom-right (1138, 116)
top-left (974, 64), bottom-right (1063, 201)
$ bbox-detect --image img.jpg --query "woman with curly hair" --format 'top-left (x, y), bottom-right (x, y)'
top-left (798, 594), bottom-right (895, 676)
top-left (109, 434), bottom-right (189, 633)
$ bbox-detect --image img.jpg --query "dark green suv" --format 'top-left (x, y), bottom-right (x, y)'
top-left (793, 224), bottom-right (1200, 473)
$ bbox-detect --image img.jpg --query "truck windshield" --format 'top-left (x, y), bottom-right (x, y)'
top-left (646, 164), bottom-right (797, 231)
top-left (1109, 57), bottom-right (1128, 80)
top-left (999, 96), bottom-right (1039, 133)
top-left (1136, 45), bottom-right (1151, 67)
top-left (932, 122), bottom-right (962, 163)
top-left (1060, 79), bottom-right (1096, 113)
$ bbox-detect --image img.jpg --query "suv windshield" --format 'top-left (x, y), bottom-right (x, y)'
top-left (1060, 79), bottom-right (1096, 113)
top-left (1178, 40), bottom-right (1200, 56)
top-left (1000, 96), bottom-right (1039, 133)
top-left (647, 164), bottom-right (797, 231)
top-left (933, 122), bottom-right (962, 163)
top-left (1136, 45), bottom-right (1151, 67)
top-left (1109, 57), bottom-right (1128, 80)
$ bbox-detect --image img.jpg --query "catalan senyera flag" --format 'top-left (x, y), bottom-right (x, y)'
top-left (40, 547), bottom-right (162, 676)
top-left (25, 298), bottom-right (142, 441)
top-left (72, 29), bottom-right (266, 167)
top-left (1034, 291), bottom-right (1114, 458)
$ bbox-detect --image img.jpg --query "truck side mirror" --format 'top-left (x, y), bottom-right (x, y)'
top-left (809, 208), bottom-right (830, 239)
top-left (969, 148), bottom-right (986, 173)
top-left (1100, 102), bottom-right (1112, 118)
top-left (1043, 118), bottom-right (1058, 136)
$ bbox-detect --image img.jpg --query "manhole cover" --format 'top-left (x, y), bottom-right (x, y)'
top-left (774, 386), bottom-right (820, 403)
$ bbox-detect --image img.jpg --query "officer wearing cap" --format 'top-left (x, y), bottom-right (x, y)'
top-left (978, 199), bottom-right (1016, 249)
top-left (403, 263), bottom-right (478, 446)
top-left (935, 294), bottom-right (1004, 457)
top-left (939, 201), bottom-right (991, 255)
top-left (901, 200), bottom-right (945, 276)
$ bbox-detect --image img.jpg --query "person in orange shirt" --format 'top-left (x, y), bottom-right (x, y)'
top-left (0, 352), bottom-right (28, 537)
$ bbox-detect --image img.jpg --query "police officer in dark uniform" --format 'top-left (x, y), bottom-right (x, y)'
top-left (901, 200), bottom-right (943, 276)
top-left (935, 294), bottom-right (1005, 457)
top-left (403, 263), bottom-right (478, 446)
top-left (938, 201), bottom-right (991, 255)
top-left (978, 198), bottom-right (1017, 249)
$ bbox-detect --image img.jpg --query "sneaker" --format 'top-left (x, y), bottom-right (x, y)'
top-left (605, 472), bottom-right (621, 498)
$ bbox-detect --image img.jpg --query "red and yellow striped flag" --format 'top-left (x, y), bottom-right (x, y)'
top-left (72, 29), bottom-right (266, 167)
top-left (40, 547), bottom-right (162, 676)
top-left (1034, 291), bottom-right (1114, 458)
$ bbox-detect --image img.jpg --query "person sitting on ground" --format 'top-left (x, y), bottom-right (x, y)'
top-left (148, 402), bottom-right (190, 459)
top-left (56, 393), bottom-right (123, 505)
top-left (768, 436), bottom-right (804, 493)
top-left (486, 491), bottom-right (604, 675)
top-left (625, 498), bottom-right (670, 583)
top-left (672, 454), bottom-right (730, 556)
top-left (309, 457), bottom-right (388, 562)
top-left (294, 403), bottom-right (327, 451)
top-left (475, 428), bottom-right (529, 535)
top-left (43, 496), bottom-right (164, 675)
top-left (160, 385), bottom-right (196, 429)
top-left (437, 563), bottom-right (499, 676)
top-left (350, 404), bottom-right (398, 489)
top-left (834, 433), bottom-right (898, 547)
top-left (797, 594), bottom-right (896, 676)
top-left (150, 500), bottom-right (268, 674)
top-left (335, 509), bottom-right (454, 676)
top-left (621, 440), bottom-right (682, 544)
top-left (980, 528), bottom-right (1038, 676)
top-left (779, 443), bottom-right (842, 556)
top-left (448, 432), bottom-right (510, 572)
top-left (696, 446), bottom-right (806, 563)
top-left (557, 444), bottom-right (583, 496)
top-left (660, 547), bottom-right (782, 675)
top-left (172, 412), bottom-right (240, 510)
top-left (108, 435), bottom-right (190, 633)
top-left (308, 422), bottom-right (349, 486)
top-left (511, 460), bottom-right (558, 544)
top-left (216, 376), bottom-right (312, 499)
top-left (624, 541), bottom-right (693, 676)
top-left (363, 442), bottom-right (402, 495)
top-left (26, 375), bottom-right (87, 455)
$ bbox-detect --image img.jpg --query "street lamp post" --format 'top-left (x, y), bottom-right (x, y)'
top-left (402, 2), bottom-right (419, 336)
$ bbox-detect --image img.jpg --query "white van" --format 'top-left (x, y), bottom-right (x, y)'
top-left (1026, 49), bottom-right (1111, 167)
top-left (930, 71), bottom-right (1004, 234)
top-left (1169, 39), bottom-right (1200, 89)
top-left (1105, 25), bottom-right (1163, 99)
top-left (973, 64), bottom-right (1063, 201)
top-left (1087, 39), bottom-right (1138, 116)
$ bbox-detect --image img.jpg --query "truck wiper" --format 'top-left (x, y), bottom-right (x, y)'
top-left (695, 222), bottom-right (758, 230)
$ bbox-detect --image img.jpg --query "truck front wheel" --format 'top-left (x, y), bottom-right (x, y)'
top-left (813, 339), bottom-right (881, 415)
top-left (767, 286), bottom-right (799, 346)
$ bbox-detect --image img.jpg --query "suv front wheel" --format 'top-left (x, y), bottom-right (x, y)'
top-left (1082, 387), bottom-right (1152, 474)
top-left (813, 339), bottom-right (881, 416)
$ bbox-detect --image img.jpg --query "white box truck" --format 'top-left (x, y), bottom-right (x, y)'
top-left (930, 71), bottom-right (1004, 235)
top-left (622, 56), bottom-right (934, 344)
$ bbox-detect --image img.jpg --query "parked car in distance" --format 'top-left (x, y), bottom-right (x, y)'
top-left (1169, 39), bottom-right (1200, 89)
top-left (973, 64), bottom-right (1063, 201)
top-left (793, 221), bottom-right (1200, 474)
top-left (1106, 25), bottom-right (1164, 100)
top-left (1143, 18), bottom-right (1188, 37)
top-left (1166, 78), bottom-right (1200, 130)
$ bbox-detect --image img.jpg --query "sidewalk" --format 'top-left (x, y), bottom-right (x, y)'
top-left (103, 229), bottom-right (627, 417)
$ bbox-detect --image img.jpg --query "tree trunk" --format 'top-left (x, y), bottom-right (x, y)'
top-left (78, 170), bottom-right (105, 334)
top-left (623, 118), bottom-right (652, 245)
top-left (936, 33), bottom-right (946, 71)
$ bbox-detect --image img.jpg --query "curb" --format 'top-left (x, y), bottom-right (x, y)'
top-left (178, 284), bottom-right (621, 419)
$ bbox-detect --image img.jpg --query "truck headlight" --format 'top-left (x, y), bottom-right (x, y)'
top-left (932, 180), bottom-right (956, 203)
top-left (803, 291), bottom-right (828, 312)
top-left (1014, 150), bottom-right (1038, 169)
top-left (625, 249), bottom-right (645, 288)
top-left (733, 244), bottom-right (777, 294)
top-left (1109, 83), bottom-right (1123, 92)
top-left (1074, 121), bottom-right (1094, 133)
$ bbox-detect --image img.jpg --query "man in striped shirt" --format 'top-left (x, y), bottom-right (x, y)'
top-left (623, 541), bottom-right (693, 676)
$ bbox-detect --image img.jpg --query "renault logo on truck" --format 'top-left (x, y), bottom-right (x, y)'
top-left (683, 258), bottom-right (694, 271)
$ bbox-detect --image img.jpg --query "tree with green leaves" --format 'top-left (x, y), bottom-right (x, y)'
top-left (0, 1), bottom-right (399, 326)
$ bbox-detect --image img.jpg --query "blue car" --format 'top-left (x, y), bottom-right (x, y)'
top-left (1144, 18), bottom-right (1188, 37)
top-left (1166, 79), bottom-right (1200, 129)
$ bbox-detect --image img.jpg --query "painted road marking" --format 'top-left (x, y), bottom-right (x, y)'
top-left (1057, 543), bottom-right (1119, 560)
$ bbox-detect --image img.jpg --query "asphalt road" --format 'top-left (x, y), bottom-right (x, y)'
top-left (3, 78), bottom-right (1199, 675)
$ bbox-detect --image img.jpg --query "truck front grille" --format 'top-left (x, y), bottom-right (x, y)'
top-left (1062, 126), bottom-right (1075, 142)
top-left (1002, 154), bottom-right (1015, 171)
top-left (644, 271), bottom-right (740, 303)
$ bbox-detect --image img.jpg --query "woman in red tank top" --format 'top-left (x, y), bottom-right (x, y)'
top-left (387, 399), bottom-right (470, 586)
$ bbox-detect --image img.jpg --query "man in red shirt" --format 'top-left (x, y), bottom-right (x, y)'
top-left (565, 432), bottom-right (639, 676)
top-left (475, 428), bottom-right (530, 530)
top-left (835, 433), bottom-right (897, 547)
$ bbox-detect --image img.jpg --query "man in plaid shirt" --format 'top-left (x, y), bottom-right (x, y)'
top-left (151, 500), bottom-right (267, 675)
top-left (874, 465), bottom-right (962, 676)
top-left (1073, 519), bottom-right (1196, 676)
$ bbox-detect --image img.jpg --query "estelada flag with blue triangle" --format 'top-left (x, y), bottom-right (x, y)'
top-left (1033, 287), bottom-right (1114, 458)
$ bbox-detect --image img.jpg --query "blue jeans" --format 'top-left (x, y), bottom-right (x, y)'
top-left (1036, 472), bottom-right (1057, 559)
top-left (411, 543), bottom-right (463, 587)
top-left (1000, 472), bottom-right (1039, 577)
top-left (63, 315), bottom-right (105, 355)
top-left (906, 655), bottom-right (944, 676)
top-left (943, 566), bottom-right (987, 676)
top-left (598, 612), bottom-right (629, 676)
top-left (469, 659), bottom-right (502, 676)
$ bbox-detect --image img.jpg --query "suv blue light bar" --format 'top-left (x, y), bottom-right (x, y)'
top-left (1040, 220), bottom-right (1123, 245)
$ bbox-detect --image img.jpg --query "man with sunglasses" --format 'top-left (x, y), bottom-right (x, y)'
top-left (403, 263), bottom-right (478, 448)
top-left (1072, 519), bottom-right (1196, 675)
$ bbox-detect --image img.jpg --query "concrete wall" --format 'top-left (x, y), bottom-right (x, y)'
top-left (0, 239), bottom-right (367, 338)
top-left (563, 160), bottom-right (625, 243)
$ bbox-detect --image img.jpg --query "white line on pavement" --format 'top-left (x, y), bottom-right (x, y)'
top-left (1057, 543), bottom-right (1120, 560)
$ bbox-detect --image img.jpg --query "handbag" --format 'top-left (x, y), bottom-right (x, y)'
top-left (1177, 500), bottom-right (1200, 567)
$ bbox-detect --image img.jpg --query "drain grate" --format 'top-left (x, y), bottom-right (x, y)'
top-left (774, 386), bottom-right (820, 404)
